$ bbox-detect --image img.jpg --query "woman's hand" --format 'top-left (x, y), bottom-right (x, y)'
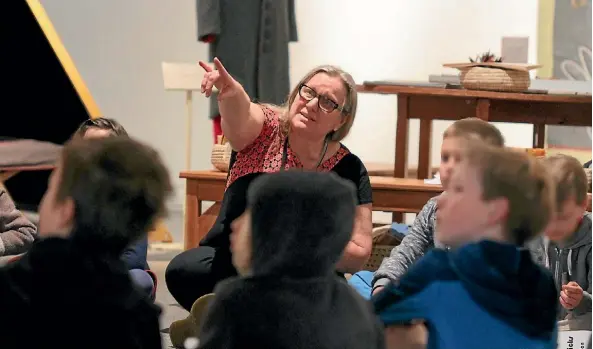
top-left (199, 57), bottom-right (264, 151)
top-left (198, 57), bottom-right (240, 100)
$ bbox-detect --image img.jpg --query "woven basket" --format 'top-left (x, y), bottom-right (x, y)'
top-left (459, 66), bottom-right (531, 92)
top-left (211, 135), bottom-right (232, 172)
top-left (363, 245), bottom-right (394, 272)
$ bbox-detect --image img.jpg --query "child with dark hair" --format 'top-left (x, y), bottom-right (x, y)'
top-left (173, 171), bottom-right (384, 349)
top-left (0, 137), bottom-right (171, 348)
top-left (373, 141), bottom-right (558, 349)
top-left (74, 117), bottom-right (155, 299)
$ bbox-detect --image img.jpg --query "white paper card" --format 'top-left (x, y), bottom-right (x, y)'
top-left (557, 331), bottom-right (591, 349)
top-left (162, 62), bottom-right (211, 91)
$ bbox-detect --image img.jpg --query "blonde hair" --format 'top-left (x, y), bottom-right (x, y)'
top-left (267, 65), bottom-right (357, 142)
top-left (541, 154), bottom-right (588, 210)
top-left (463, 140), bottom-right (555, 245)
top-left (444, 118), bottom-right (505, 147)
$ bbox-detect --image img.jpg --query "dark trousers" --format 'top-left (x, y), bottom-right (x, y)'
top-left (165, 246), bottom-right (237, 311)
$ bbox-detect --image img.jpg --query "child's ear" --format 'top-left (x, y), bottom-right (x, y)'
top-left (578, 195), bottom-right (589, 211)
top-left (486, 197), bottom-right (509, 226)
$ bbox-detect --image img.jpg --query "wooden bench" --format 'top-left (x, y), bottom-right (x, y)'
top-left (365, 162), bottom-right (439, 178)
top-left (179, 170), bottom-right (444, 250)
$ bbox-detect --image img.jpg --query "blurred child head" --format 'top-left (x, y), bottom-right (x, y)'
top-left (541, 154), bottom-right (588, 242)
top-left (73, 118), bottom-right (128, 139)
top-left (436, 140), bottom-right (554, 248)
top-left (439, 118), bottom-right (505, 189)
top-left (38, 137), bottom-right (172, 253)
top-left (230, 171), bottom-right (356, 277)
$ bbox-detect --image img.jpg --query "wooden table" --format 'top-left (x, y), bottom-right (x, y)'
top-left (365, 162), bottom-right (439, 178)
top-left (179, 170), bottom-right (444, 250)
top-left (180, 170), bottom-right (593, 249)
top-left (357, 83), bottom-right (592, 180)
top-left (0, 165), bottom-right (56, 198)
top-left (0, 164), bottom-right (55, 183)
top-left (180, 171), bottom-right (227, 249)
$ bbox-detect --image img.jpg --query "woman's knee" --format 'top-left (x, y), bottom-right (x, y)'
top-left (165, 246), bottom-right (215, 289)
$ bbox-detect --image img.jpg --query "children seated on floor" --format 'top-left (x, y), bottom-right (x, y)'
top-left (363, 118), bottom-right (505, 298)
top-left (528, 154), bottom-right (592, 331)
top-left (373, 140), bottom-right (558, 349)
top-left (0, 137), bottom-right (170, 349)
top-left (178, 171), bottom-right (384, 349)
top-left (73, 117), bottom-right (156, 299)
top-left (0, 187), bottom-right (36, 260)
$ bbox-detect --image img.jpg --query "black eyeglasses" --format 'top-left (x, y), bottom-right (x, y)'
top-left (298, 84), bottom-right (347, 114)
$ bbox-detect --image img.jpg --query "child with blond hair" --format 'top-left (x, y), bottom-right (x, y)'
top-left (373, 141), bottom-right (558, 349)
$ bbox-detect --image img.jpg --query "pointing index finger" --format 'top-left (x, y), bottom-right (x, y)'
top-left (213, 57), bottom-right (232, 80)
top-left (199, 61), bottom-right (213, 72)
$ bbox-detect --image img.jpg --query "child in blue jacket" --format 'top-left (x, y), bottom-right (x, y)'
top-left (373, 141), bottom-right (559, 349)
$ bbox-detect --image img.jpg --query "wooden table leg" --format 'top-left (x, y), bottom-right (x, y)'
top-left (417, 119), bottom-right (432, 180)
top-left (184, 188), bottom-right (199, 250)
top-left (476, 99), bottom-right (491, 120)
top-left (393, 95), bottom-right (410, 223)
top-left (533, 124), bottom-right (546, 148)
top-left (184, 200), bottom-right (221, 250)
top-left (395, 95), bottom-right (410, 178)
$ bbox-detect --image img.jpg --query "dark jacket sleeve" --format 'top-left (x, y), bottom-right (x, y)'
top-left (132, 305), bottom-right (163, 349)
top-left (121, 237), bottom-right (149, 270)
top-left (196, 0), bottom-right (220, 40)
top-left (0, 189), bottom-right (37, 256)
top-left (372, 196), bottom-right (438, 289)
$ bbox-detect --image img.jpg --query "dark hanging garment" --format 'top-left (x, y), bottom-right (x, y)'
top-left (196, 0), bottom-right (298, 119)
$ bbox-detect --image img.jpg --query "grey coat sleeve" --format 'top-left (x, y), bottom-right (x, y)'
top-left (196, 0), bottom-right (221, 40)
top-left (288, 0), bottom-right (298, 42)
top-left (372, 197), bottom-right (438, 289)
top-left (0, 190), bottom-right (37, 256)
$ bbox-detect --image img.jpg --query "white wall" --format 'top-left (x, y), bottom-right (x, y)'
top-left (289, 0), bottom-right (538, 166)
top-left (42, 0), bottom-right (539, 213)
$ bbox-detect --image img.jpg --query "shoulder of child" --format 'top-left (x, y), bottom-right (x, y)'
top-left (426, 195), bottom-right (439, 212)
top-left (394, 248), bottom-right (453, 294)
top-left (414, 195), bottom-right (439, 229)
top-left (212, 276), bottom-right (244, 298)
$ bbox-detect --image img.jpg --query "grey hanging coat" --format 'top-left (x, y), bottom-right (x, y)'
top-left (196, 0), bottom-right (298, 119)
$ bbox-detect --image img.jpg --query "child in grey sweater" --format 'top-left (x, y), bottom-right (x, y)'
top-left (0, 188), bottom-right (36, 257)
top-left (528, 154), bottom-right (592, 330)
top-left (372, 118), bottom-right (505, 294)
